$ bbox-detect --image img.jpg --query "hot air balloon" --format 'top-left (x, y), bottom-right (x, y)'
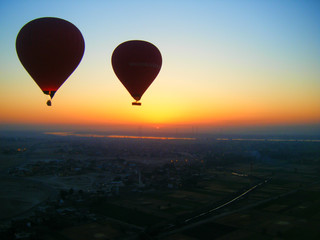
top-left (16, 17), bottom-right (85, 106)
top-left (111, 40), bottom-right (162, 106)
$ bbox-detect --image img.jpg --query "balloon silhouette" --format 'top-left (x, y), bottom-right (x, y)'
top-left (16, 17), bottom-right (85, 106)
top-left (112, 40), bottom-right (162, 106)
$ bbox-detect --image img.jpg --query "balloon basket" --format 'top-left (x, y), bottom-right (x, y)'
top-left (132, 102), bottom-right (141, 106)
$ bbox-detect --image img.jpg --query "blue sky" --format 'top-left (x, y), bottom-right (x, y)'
top-left (1, 0), bottom-right (319, 133)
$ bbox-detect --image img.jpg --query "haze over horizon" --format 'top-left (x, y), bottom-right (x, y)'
top-left (1, 123), bottom-right (320, 138)
top-left (1, 1), bottom-right (319, 134)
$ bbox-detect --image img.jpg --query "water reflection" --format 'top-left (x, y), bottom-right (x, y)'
top-left (44, 132), bottom-right (196, 140)
top-left (216, 138), bottom-right (320, 142)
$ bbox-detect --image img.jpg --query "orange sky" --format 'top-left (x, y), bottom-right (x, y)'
top-left (1, 1), bottom-right (320, 132)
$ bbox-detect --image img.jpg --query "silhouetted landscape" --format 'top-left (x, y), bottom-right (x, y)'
top-left (2, 0), bottom-right (320, 239)
top-left (1, 130), bottom-right (320, 239)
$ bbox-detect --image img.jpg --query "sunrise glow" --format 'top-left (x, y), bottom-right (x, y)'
top-left (0, 1), bottom-right (319, 134)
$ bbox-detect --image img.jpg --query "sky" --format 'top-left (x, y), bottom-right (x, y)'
top-left (1, 0), bottom-right (320, 134)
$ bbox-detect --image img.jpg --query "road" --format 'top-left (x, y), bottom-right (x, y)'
top-left (142, 177), bottom-right (272, 239)
top-left (156, 178), bottom-right (320, 239)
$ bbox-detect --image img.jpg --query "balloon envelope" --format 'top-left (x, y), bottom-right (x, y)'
top-left (111, 40), bottom-right (162, 104)
top-left (16, 17), bottom-right (85, 99)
